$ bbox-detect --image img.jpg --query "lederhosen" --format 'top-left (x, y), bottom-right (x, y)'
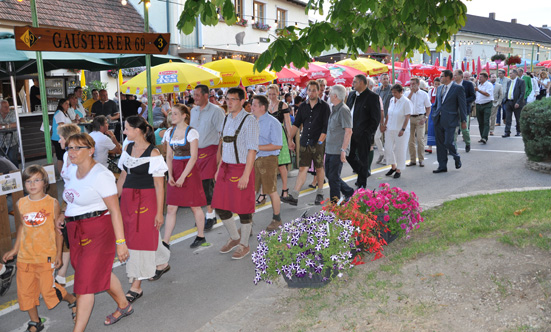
top-left (211, 114), bottom-right (255, 218)
top-left (167, 126), bottom-right (207, 207)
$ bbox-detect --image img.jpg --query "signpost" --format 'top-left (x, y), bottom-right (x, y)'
top-left (14, 26), bottom-right (170, 55)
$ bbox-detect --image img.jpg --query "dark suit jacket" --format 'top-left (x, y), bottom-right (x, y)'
top-left (462, 80), bottom-right (476, 106)
top-left (345, 89), bottom-right (380, 145)
top-left (432, 83), bottom-right (467, 128)
top-left (502, 78), bottom-right (526, 107)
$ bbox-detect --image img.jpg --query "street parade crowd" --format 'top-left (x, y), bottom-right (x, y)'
top-left (0, 65), bottom-right (550, 332)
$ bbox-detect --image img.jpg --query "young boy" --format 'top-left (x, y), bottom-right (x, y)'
top-left (2, 165), bottom-right (77, 332)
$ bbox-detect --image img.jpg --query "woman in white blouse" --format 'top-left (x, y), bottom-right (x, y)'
top-left (381, 84), bottom-right (413, 179)
top-left (59, 133), bottom-right (132, 329)
top-left (163, 104), bottom-right (207, 249)
top-left (117, 115), bottom-right (169, 303)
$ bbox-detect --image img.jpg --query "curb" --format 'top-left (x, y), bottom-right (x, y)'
top-left (526, 159), bottom-right (551, 174)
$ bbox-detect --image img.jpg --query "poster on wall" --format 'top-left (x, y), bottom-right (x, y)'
top-left (0, 172), bottom-right (23, 195)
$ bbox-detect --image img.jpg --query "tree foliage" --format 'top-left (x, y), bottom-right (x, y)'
top-left (176, 0), bottom-right (467, 73)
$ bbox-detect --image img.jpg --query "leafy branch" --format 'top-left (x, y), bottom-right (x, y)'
top-left (176, 0), bottom-right (467, 73)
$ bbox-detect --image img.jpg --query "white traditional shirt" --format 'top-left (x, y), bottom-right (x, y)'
top-left (475, 81), bottom-right (494, 104)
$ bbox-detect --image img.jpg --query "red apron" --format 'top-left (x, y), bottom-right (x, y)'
top-left (120, 188), bottom-right (159, 251)
top-left (211, 162), bottom-right (255, 214)
top-left (196, 145), bottom-right (219, 180)
top-left (167, 159), bottom-right (207, 207)
top-left (67, 213), bottom-right (116, 295)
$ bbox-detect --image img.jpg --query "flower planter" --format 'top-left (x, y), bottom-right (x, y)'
top-left (283, 267), bottom-right (339, 288)
top-left (378, 213), bottom-right (398, 245)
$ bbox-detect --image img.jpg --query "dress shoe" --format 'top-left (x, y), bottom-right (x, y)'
top-left (455, 158), bottom-right (462, 169)
top-left (406, 162), bottom-right (416, 167)
top-left (502, 134), bottom-right (510, 138)
top-left (282, 194), bottom-right (298, 206)
top-left (478, 139), bottom-right (484, 143)
top-left (465, 144), bottom-right (470, 153)
top-left (481, 139), bottom-right (487, 144)
top-left (385, 168), bottom-right (396, 176)
top-left (432, 168), bottom-right (447, 173)
top-left (314, 194), bottom-right (324, 205)
top-left (419, 161), bottom-right (424, 167)
top-left (393, 172), bottom-right (401, 179)
top-left (515, 132), bottom-right (521, 137)
top-left (489, 131), bottom-right (494, 136)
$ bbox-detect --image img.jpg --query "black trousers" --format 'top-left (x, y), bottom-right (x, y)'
top-left (346, 138), bottom-right (370, 187)
top-left (434, 116), bottom-right (460, 170)
top-left (503, 100), bottom-right (521, 135)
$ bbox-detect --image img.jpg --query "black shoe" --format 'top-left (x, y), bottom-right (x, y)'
top-left (314, 194), bottom-right (324, 205)
top-left (190, 236), bottom-right (206, 248)
top-left (433, 168), bottom-right (448, 173)
top-left (481, 139), bottom-right (487, 144)
top-left (515, 132), bottom-right (521, 136)
top-left (465, 144), bottom-right (470, 153)
top-left (385, 168), bottom-right (396, 176)
top-left (204, 218), bottom-right (216, 231)
top-left (393, 172), bottom-right (401, 179)
top-left (0, 265), bottom-right (16, 296)
top-left (406, 162), bottom-right (416, 167)
top-left (282, 194), bottom-right (298, 206)
top-left (502, 134), bottom-right (510, 138)
top-left (455, 158), bottom-right (462, 169)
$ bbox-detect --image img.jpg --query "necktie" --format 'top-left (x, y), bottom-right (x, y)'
top-left (440, 85), bottom-right (447, 100)
top-left (508, 80), bottom-right (514, 99)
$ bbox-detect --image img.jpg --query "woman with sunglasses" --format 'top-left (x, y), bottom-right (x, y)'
top-left (60, 133), bottom-right (132, 330)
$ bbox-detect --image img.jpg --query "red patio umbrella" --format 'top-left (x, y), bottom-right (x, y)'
top-left (477, 57), bottom-right (482, 76)
top-left (471, 59), bottom-right (475, 74)
top-left (461, 61), bottom-right (465, 72)
top-left (446, 55), bottom-right (453, 70)
top-left (537, 60), bottom-right (551, 67)
top-left (434, 58), bottom-right (440, 67)
top-left (524, 61), bottom-right (527, 72)
top-left (485, 62), bottom-right (490, 74)
top-left (397, 58), bottom-right (411, 85)
top-left (313, 62), bottom-right (365, 87)
top-left (411, 64), bottom-right (442, 77)
top-left (275, 67), bottom-right (306, 85)
top-left (291, 62), bottom-right (332, 85)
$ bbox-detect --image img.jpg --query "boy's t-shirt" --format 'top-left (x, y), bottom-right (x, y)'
top-left (17, 195), bottom-right (58, 264)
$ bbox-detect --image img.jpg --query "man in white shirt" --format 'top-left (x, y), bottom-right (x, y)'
top-left (406, 77), bottom-right (431, 167)
top-left (89, 115), bottom-right (121, 168)
top-left (474, 73), bottom-right (494, 144)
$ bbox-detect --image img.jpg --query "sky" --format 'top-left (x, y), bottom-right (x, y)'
top-left (464, 0), bottom-right (551, 27)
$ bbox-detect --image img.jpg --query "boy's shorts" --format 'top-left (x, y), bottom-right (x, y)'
top-left (17, 262), bottom-right (67, 311)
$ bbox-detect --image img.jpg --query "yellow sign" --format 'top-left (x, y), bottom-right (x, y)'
top-left (20, 29), bottom-right (39, 48)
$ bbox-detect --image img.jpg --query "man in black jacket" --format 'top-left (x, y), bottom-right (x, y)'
top-left (453, 70), bottom-right (474, 152)
top-left (501, 69), bottom-right (526, 137)
top-left (345, 74), bottom-right (381, 189)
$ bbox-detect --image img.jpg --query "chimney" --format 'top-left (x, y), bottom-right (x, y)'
top-left (511, 19), bottom-right (517, 24)
top-left (489, 13), bottom-right (495, 20)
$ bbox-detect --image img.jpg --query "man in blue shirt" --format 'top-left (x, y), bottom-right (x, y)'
top-left (251, 95), bottom-right (283, 231)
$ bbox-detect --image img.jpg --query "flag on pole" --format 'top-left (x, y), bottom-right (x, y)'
top-left (80, 70), bottom-right (86, 88)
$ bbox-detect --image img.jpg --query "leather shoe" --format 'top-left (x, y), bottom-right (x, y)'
top-left (419, 161), bottom-right (424, 167)
top-left (433, 168), bottom-right (447, 173)
top-left (385, 168), bottom-right (396, 176)
top-left (455, 158), bottom-right (462, 169)
top-left (406, 162), bottom-right (416, 167)
top-left (515, 132), bottom-right (521, 136)
top-left (465, 144), bottom-right (470, 153)
top-left (502, 134), bottom-right (510, 138)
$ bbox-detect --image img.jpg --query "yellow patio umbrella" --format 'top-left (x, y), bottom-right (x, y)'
top-left (121, 62), bottom-right (222, 95)
top-left (202, 59), bottom-right (277, 87)
top-left (336, 58), bottom-right (389, 76)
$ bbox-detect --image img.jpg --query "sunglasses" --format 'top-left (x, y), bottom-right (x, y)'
top-left (65, 146), bottom-right (90, 151)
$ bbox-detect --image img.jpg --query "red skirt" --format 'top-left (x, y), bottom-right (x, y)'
top-left (67, 213), bottom-right (115, 295)
top-left (167, 158), bottom-right (207, 207)
top-left (196, 145), bottom-right (218, 180)
top-left (211, 162), bottom-right (255, 214)
top-left (120, 188), bottom-right (159, 251)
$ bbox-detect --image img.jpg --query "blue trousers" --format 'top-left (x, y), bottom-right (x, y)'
top-left (434, 117), bottom-right (460, 170)
top-left (325, 154), bottom-right (354, 201)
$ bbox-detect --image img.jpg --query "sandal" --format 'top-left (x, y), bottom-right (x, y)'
top-left (68, 298), bottom-right (77, 322)
top-left (125, 290), bottom-right (143, 303)
top-left (256, 194), bottom-right (266, 205)
top-left (26, 319), bottom-right (44, 332)
top-left (148, 264), bottom-right (171, 281)
top-left (104, 303), bottom-right (134, 326)
top-left (280, 189), bottom-right (289, 199)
